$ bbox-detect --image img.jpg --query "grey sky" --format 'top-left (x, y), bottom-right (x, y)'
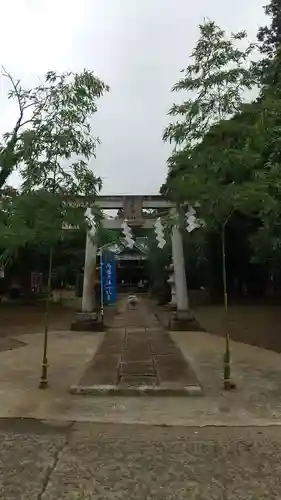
top-left (0, 0), bottom-right (266, 195)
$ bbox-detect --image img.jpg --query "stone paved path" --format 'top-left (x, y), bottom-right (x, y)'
top-left (73, 297), bottom-right (200, 394)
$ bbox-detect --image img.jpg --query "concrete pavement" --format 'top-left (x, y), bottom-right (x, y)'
top-left (0, 323), bottom-right (280, 426)
top-left (1, 420), bottom-right (281, 499)
top-left (0, 296), bottom-right (281, 426)
top-left (1, 299), bottom-right (281, 498)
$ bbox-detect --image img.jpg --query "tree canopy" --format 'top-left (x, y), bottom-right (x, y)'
top-left (162, 20), bottom-right (259, 228)
top-left (0, 68), bottom-right (109, 266)
top-left (160, 1), bottom-right (281, 296)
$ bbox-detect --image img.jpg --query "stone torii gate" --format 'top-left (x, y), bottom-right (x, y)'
top-left (75, 195), bottom-right (191, 329)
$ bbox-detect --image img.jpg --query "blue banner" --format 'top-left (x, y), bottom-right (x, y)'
top-left (101, 252), bottom-right (117, 305)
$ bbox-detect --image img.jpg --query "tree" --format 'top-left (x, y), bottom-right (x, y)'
top-left (0, 69), bottom-right (109, 191)
top-left (146, 228), bottom-right (171, 302)
top-left (257, 0), bottom-right (281, 86)
top-left (6, 192), bottom-right (101, 392)
top-left (0, 68), bottom-right (109, 388)
top-left (163, 20), bottom-right (258, 389)
top-left (163, 20), bottom-right (255, 148)
top-left (0, 69), bottom-right (108, 254)
top-left (258, 0), bottom-right (281, 53)
top-left (246, 90), bottom-right (281, 283)
top-left (249, 1), bottom-right (281, 275)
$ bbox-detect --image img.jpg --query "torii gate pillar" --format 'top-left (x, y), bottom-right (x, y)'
top-left (171, 224), bottom-right (189, 312)
top-left (81, 232), bottom-right (97, 313)
top-left (170, 224), bottom-right (196, 329)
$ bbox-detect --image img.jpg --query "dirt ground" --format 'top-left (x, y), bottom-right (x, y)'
top-left (2, 298), bottom-right (281, 354)
top-left (0, 302), bottom-right (74, 337)
top-left (195, 303), bottom-right (281, 353)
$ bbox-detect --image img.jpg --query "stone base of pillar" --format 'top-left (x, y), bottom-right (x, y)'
top-left (169, 310), bottom-right (203, 331)
top-left (71, 312), bottom-right (104, 332)
top-left (163, 302), bottom-right (177, 311)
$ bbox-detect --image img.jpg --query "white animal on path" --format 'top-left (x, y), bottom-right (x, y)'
top-left (127, 294), bottom-right (138, 308)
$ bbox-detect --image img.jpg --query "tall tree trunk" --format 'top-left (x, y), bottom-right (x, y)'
top-left (39, 246), bottom-right (53, 389)
top-left (221, 223), bottom-right (232, 390)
